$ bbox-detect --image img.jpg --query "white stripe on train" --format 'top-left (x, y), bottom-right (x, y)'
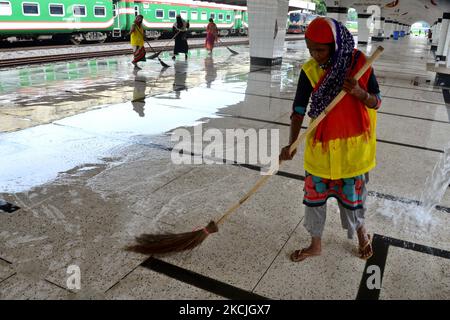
top-left (0, 18), bottom-right (115, 30)
top-left (142, 20), bottom-right (235, 28)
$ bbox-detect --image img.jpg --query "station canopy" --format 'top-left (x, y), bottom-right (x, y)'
top-left (197, 0), bottom-right (315, 11)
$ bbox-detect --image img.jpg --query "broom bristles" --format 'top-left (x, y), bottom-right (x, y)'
top-left (227, 47), bottom-right (239, 55)
top-left (126, 221), bottom-right (218, 254)
top-left (158, 58), bottom-right (170, 68)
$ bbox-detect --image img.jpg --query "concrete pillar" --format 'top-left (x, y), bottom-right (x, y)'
top-left (437, 17), bottom-right (450, 62)
top-left (446, 43), bottom-right (450, 68)
top-left (430, 22), bottom-right (436, 47)
top-left (384, 19), bottom-right (394, 39)
top-left (432, 19), bottom-right (442, 51)
top-left (357, 12), bottom-right (371, 45)
top-left (372, 16), bottom-right (385, 41)
top-left (437, 13), bottom-right (450, 61)
top-left (326, 6), bottom-right (348, 26)
top-left (247, 0), bottom-right (289, 66)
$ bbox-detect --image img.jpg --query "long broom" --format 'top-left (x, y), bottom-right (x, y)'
top-left (148, 31), bottom-right (181, 60)
top-left (217, 38), bottom-right (239, 55)
top-left (135, 28), bottom-right (170, 68)
top-left (127, 46), bottom-right (385, 255)
top-left (145, 39), bottom-right (169, 67)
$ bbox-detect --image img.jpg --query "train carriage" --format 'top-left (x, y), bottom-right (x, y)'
top-left (0, 0), bottom-right (114, 44)
top-left (112, 0), bottom-right (248, 40)
top-left (287, 10), bottom-right (318, 34)
top-left (0, 0), bottom-right (249, 44)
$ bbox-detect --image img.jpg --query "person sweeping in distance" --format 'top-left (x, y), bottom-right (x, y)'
top-left (172, 15), bottom-right (190, 60)
top-left (280, 17), bottom-right (382, 262)
top-left (129, 15), bottom-right (146, 69)
top-left (205, 18), bottom-right (219, 54)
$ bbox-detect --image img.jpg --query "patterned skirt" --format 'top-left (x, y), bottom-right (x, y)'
top-left (205, 33), bottom-right (216, 50)
top-left (133, 46), bottom-right (146, 63)
top-left (303, 172), bottom-right (368, 210)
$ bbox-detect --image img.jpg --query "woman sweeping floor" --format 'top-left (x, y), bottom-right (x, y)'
top-left (129, 15), bottom-right (146, 69)
top-left (280, 17), bottom-right (382, 262)
top-left (205, 18), bottom-right (219, 54)
top-left (172, 15), bottom-right (190, 60)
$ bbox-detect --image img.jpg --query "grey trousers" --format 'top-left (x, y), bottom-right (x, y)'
top-left (303, 173), bottom-right (369, 239)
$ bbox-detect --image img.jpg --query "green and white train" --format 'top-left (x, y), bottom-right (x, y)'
top-left (0, 0), bottom-right (248, 44)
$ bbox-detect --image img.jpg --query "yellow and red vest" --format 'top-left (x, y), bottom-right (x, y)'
top-left (301, 53), bottom-right (378, 180)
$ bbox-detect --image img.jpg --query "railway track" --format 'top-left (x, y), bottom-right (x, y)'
top-left (0, 41), bottom-right (129, 52)
top-left (0, 36), bottom-right (304, 68)
top-left (0, 48), bottom-right (133, 67)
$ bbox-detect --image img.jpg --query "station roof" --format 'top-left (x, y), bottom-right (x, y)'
top-left (197, 0), bottom-right (450, 25)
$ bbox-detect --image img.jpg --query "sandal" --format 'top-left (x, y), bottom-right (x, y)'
top-left (358, 234), bottom-right (373, 260)
top-left (290, 249), bottom-right (320, 262)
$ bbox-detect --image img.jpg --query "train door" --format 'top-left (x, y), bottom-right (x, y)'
top-left (239, 10), bottom-right (248, 36)
top-left (134, 5), bottom-right (139, 16)
top-left (233, 10), bottom-right (241, 35)
top-left (112, 1), bottom-right (121, 38)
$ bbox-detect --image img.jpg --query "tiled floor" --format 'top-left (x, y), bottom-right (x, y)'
top-left (0, 36), bottom-right (449, 299)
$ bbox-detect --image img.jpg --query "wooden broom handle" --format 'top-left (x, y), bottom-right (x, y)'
top-left (163, 31), bottom-right (180, 48)
top-left (216, 46), bottom-right (384, 226)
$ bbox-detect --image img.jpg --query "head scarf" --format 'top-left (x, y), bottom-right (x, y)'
top-left (306, 17), bottom-right (355, 119)
top-left (305, 17), bottom-right (334, 44)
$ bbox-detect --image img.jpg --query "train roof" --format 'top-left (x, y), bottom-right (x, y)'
top-left (135, 0), bottom-right (248, 11)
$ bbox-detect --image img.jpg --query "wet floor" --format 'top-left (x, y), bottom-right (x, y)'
top-left (0, 38), bottom-right (449, 299)
top-left (0, 43), bottom-right (307, 193)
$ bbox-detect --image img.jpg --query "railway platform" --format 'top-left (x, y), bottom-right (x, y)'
top-left (0, 36), bottom-right (449, 300)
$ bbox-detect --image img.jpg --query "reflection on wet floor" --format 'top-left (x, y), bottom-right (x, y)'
top-left (0, 45), bottom-right (268, 192)
top-left (0, 46), bottom-right (257, 132)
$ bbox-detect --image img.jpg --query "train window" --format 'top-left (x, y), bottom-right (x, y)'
top-left (113, 4), bottom-right (117, 17)
top-left (191, 11), bottom-right (198, 20)
top-left (94, 6), bottom-right (106, 17)
top-left (169, 10), bottom-right (176, 19)
top-left (210, 13), bottom-right (215, 20)
top-left (226, 14), bottom-right (231, 21)
top-left (23, 2), bottom-right (39, 16)
top-left (73, 5), bottom-right (86, 17)
top-left (180, 11), bottom-right (187, 20)
top-left (49, 4), bottom-right (64, 16)
top-left (218, 13), bottom-right (223, 21)
top-left (201, 12), bottom-right (207, 20)
top-left (155, 9), bottom-right (163, 19)
top-left (0, 1), bottom-right (12, 16)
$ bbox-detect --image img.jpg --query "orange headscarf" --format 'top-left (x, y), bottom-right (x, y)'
top-left (305, 17), bottom-right (334, 44)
